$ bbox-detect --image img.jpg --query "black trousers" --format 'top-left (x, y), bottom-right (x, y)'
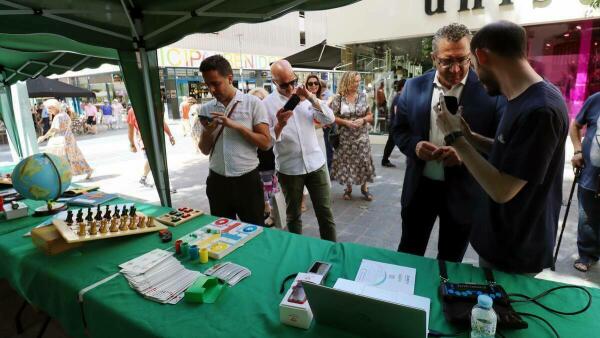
top-left (382, 133), bottom-right (395, 163)
top-left (397, 177), bottom-right (471, 262)
top-left (206, 168), bottom-right (264, 226)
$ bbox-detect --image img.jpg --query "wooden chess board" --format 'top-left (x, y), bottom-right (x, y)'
top-left (155, 207), bottom-right (204, 227)
top-left (53, 205), bottom-right (167, 243)
top-left (178, 218), bottom-right (263, 259)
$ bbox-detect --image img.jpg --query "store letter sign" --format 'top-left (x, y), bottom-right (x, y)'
top-left (425, 0), bottom-right (551, 15)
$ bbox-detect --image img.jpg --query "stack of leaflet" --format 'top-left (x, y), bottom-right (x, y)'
top-left (119, 249), bottom-right (201, 304)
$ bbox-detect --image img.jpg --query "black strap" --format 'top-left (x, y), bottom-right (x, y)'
top-left (438, 259), bottom-right (495, 284)
top-left (209, 101), bottom-right (239, 157)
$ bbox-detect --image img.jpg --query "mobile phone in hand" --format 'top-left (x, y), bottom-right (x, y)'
top-left (199, 115), bottom-right (213, 123)
top-left (443, 96), bottom-right (459, 115)
top-left (283, 94), bottom-right (301, 111)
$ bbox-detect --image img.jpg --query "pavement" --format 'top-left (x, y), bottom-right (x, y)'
top-left (0, 121), bottom-right (598, 338)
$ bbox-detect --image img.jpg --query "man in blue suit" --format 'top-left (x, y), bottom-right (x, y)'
top-left (392, 23), bottom-right (505, 262)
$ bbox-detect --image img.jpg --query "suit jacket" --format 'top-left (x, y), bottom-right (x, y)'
top-left (391, 69), bottom-right (506, 224)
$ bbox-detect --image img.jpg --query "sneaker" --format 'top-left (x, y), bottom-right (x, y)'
top-left (382, 161), bottom-right (396, 168)
top-left (139, 176), bottom-right (153, 187)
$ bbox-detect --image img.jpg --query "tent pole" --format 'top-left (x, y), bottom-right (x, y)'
top-left (138, 48), bottom-right (171, 207)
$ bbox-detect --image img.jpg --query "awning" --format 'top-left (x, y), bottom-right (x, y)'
top-left (284, 40), bottom-right (342, 70)
top-left (26, 76), bottom-right (96, 98)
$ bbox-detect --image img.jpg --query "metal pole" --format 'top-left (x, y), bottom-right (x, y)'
top-left (139, 48), bottom-right (171, 207)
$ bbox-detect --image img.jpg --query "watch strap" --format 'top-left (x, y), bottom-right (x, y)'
top-left (444, 131), bottom-right (464, 146)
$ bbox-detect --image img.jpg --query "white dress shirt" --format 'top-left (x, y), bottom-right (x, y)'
top-left (423, 71), bottom-right (468, 181)
top-left (200, 90), bottom-right (269, 177)
top-left (263, 91), bottom-right (335, 175)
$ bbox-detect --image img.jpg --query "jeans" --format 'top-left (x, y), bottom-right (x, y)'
top-left (323, 127), bottom-right (333, 173)
top-left (278, 165), bottom-right (336, 241)
top-left (577, 186), bottom-right (600, 262)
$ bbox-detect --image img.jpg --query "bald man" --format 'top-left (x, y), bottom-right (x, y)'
top-left (263, 60), bottom-right (336, 241)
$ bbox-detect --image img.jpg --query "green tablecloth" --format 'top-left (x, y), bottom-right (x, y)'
top-left (1, 199), bottom-right (599, 338)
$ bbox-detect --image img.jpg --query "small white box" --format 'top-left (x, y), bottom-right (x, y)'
top-left (279, 272), bottom-right (324, 329)
top-left (3, 202), bottom-right (28, 220)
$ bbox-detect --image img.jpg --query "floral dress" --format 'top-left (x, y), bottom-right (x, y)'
top-left (45, 112), bottom-right (93, 176)
top-left (330, 93), bottom-right (375, 186)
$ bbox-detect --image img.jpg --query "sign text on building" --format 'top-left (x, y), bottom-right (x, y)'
top-left (425, 0), bottom-right (551, 15)
top-left (157, 47), bottom-right (280, 70)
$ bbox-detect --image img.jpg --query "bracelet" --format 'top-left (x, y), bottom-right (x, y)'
top-left (444, 131), bottom-right (464, 146)
top-left (574, 150), bottom-right (582, 155)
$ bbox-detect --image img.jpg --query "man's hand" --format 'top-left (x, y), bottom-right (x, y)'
top-left (572, 152), bottom-right (585, 169)
top-left (415, 141), bottom-right (440, 161)
top-left (169, 136), bottom-right (176, 146)
top-left (211, 112), bottom-right (239, 129)
top-left (200, 117), bottom-right (218, 133)
top-left (130, 144), bottom-right (137, 153)
top-left (276, 108), bottom-right (293, 128)
top-left (434, 146), bottom-right (462, 167)
top-left (294, 85), bottom-right (311, 101)
top-left (435, 92), bottom-right (463, 135)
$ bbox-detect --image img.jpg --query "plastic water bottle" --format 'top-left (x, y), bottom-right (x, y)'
top-left (471, 295), bottom-right (497, 338)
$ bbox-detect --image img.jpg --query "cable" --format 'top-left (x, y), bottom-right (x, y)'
top-left (427, 330), bottom-right (466, 337)
top-left (516, 312), bottom-right (559, 338)
top-left (508, 285), bottom-right (592, 316)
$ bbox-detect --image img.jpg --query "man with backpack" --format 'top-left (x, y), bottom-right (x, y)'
top-left (570, 92), bottom-right (600, 272)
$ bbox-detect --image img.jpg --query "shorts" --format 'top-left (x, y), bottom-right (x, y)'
top-left (259, 170), bottom-right (279, 203)
top-left (86, 116), bottom-right (96, 125)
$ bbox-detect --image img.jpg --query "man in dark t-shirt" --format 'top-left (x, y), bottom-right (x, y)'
top-left (435, 20), bottom-right (568, 273)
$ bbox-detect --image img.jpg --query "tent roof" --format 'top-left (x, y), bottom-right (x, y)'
top-left (0, 33), bottom-right (119, 86)
top-left (284, 40), bottom-right (342, 70)
top-left (26, 75), bottom-right (96, 98)
top-left (0, 1), bottom-right (359, 51)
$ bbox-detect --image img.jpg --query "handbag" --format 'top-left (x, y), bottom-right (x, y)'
top-left (327, 95), bottom-right (342, 149)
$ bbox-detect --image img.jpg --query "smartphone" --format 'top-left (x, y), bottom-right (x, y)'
top-left (443, 96), bottom-right (459, 115)
top-left (199, 115), bottom-right (213, 123)
top-left (288, 282), bottom-right (307, 304)
top-left (308, 261), bottom-right (332, 279)
top-left (283, 94), bottom-right (301, 111)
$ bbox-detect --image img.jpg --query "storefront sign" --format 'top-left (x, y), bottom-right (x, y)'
top-left (425, 0), bottom-right (551, 15)
top-left (157, 47), bottom-right (281, 70)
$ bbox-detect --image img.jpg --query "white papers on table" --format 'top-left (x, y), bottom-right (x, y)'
top-left (354, 259), bottom-right (416, 295)
top-left (119, 249), bottom-right (201, 304)
top-left (334, 278), bottom-right (431, 334)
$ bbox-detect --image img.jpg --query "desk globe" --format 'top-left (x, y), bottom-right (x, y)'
top-left (11, 153), bottom-right (72, 216)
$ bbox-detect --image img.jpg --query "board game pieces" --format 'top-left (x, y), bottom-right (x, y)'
top-left (53, 204), bottom-right (166, 243)
top-left (177, 218), bottom-right (263, 259)
top-left (156, 207), bottom-right (204, 227)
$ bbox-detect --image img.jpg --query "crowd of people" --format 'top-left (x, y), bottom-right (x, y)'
top-left (33, 19), bottom-right (599, 276)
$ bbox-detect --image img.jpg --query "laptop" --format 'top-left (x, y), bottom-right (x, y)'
top-left (302, 281), bottom-right (427, 338)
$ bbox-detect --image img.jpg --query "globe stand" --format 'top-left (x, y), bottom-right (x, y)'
top-left (33, 201), bottom-right (67, 217)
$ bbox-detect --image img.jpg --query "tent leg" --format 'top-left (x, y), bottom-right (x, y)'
top-left (138, 48), bottom-right (171, 207)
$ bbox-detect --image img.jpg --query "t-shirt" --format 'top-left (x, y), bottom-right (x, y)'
top-left (101, 105), bottom-right (113, 116)
top-left (84, 104), bottom-right (97, 117)
top-left (470, 81), bottom-right (568, 273)
top-left (575, 92), bottom-right (600, 192)
top-left (181, 102), bottom-right (191, 119)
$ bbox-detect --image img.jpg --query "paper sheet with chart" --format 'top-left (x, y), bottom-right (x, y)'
top-left (354, 259), bottom-right (416, 295)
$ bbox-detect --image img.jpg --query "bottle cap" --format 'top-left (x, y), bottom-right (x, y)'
top-left (477, 295), bottom-right (493, 309)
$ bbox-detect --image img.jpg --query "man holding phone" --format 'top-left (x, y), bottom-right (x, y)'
top-left (392, 23), bottom-right (505, 262)
top-left (263, 60), bottom-right (336, 241)
top-left (198, 55), bottom-right (271, 225)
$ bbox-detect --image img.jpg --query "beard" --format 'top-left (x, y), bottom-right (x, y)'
top-left (478, 67), bottom-right (502, 96)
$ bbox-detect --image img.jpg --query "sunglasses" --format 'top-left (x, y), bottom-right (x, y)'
top-left (436, 56), bottom-right (471, 69)
top-left (307, 81), bottom-right (319, 86)
top-left (276, 77), bottom-right (298, 89)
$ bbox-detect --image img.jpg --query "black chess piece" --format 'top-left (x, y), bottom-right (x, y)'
top-left (95, 205), bottom-right (103, 220)
top-left (104, 205), bottom-right (111, 219)
top-left (121, 205), bottom-right (128, 217)
top-left (76, 209), bottom-right (84, 223)
top-left (85, 207), bottom-right (93, 221)
top-left (129, 206), bottom-right (136, 217)
top-left (65, 210), bottom-right (74, 224)
top-left (114, 205), bottom-right (120, 219)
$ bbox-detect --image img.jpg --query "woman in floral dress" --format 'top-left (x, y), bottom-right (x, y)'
top-left (330, 71), bottom-right (375, 201)
top-left (38, 99), bottom-right (93, 179)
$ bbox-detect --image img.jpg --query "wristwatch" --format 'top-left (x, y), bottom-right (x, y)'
top-left (444, 131), bottom-right (464, 146)
top-left (574, 150), bottom-right (583, 155)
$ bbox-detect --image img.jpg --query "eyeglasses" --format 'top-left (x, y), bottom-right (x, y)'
top-left (307, 81), bottom-right (319, 87)
top-left (276, 77), bottom-right (298, 89)
top-left (436, 56), bottom-right (471, 69)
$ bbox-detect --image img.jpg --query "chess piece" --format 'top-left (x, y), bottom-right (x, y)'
top-left (119, 217), bottom-right (128, 231)
top-left (113, 205), bottom-right (120, 219)
top-left (128, 215), bottom-right (137, 230)
top-left (129, 206), bottom-right (137, 217)
top-left (78, 222), bottom-right (86, 236)
top-left (110, 218), bottom-right (119, 232)
top-left (85, 207), bottom-right (93, 221)
top-left (137, 216), bottom-right (146, 228)
top-left (121, 205), bottom-right (128, 217)
top-left (89, 221), bottom-right (98, 235)
top-left (100, 219), bottom-right (108, 233)
top-left (104, 205), bottom-right (111, 219)
top-left (76, 209), bottom-right (84, 223)
top-left (147, 217), bottom-right (155, 228)
top-left (95, 206), bottom-right (102, 221)
top-left (65, 210), bottom-right (74, 224)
